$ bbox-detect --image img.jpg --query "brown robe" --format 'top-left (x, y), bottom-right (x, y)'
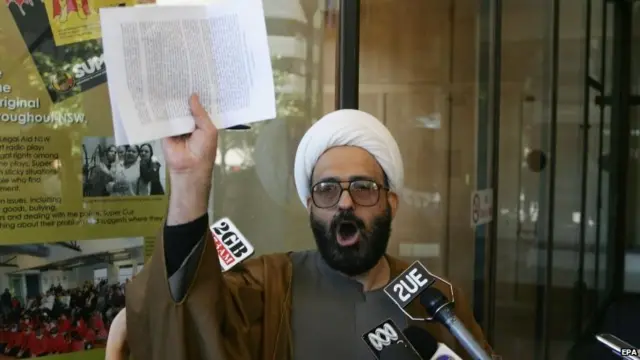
top-left (125, 229), bottom-right (496, 359)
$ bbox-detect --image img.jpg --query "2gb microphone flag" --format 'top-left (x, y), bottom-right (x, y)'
top-left (210, 217), bottom-right (255, 272)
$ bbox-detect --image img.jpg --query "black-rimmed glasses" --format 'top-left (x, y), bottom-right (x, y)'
top-left (311, 179), bottom-right (388, 208)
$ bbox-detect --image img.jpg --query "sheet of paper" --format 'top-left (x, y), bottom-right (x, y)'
top-left (100, 0), bottom-right (276, 145)
top-left (107, 84), bottom-right (129, 145)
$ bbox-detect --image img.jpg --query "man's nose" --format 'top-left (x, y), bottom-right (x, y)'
top-left (337, 189), bottom-right (354, 210)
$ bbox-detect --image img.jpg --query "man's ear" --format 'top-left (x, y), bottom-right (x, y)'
top-left (388, 191), bottom-right (399, 219)
top-left (306, 196), bottom-right (313, 213)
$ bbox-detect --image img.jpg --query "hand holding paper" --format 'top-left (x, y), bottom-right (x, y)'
top-left (163, 94), bottom-right (219, 176)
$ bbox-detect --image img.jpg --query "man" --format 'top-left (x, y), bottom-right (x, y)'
top-left (1, 289), bottom-right (11, 318)
top-left (106, 95), bottom-right (496, 360)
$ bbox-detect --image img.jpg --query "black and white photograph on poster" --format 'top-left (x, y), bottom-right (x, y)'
top-left (82, 136), bottom-right (166, 198)
top-left (0, 238), bottom-right (143, 357)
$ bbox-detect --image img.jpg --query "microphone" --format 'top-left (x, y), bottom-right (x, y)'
top-left (420, 287), bottom-right (491, 360)
top-left (362, 319), bottom-right (422, 359)
top-left (379, 343), bottom-right (424, 360)
top-left (210, 217), bottom-right (255, 272)
top-left (404, 326), bottom-right (462, 360)
top-left (382, 261), bottom-right (492, 360)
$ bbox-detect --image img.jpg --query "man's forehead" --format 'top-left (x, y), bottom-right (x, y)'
top-left (313, 146), bottom-right (385, 180)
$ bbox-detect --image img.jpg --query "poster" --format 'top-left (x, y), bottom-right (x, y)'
top-left (4, 0), bottom-right (133, 104)
top-left (0, 238), bottom-right (143, 359)
top-left (43, 0), bottom-right (134, 47)
top-left (0, 0), bottom-right (164, 357)
top-left (0, 2), bottom-right (168, 244)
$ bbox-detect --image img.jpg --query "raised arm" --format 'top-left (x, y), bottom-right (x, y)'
top-left (114, 95), bottom-right (256, 360)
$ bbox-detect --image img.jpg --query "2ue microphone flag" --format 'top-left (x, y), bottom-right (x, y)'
top-left (210, 217), bottom-right (255, 271)
top-left (383, 261), bottom-right (436, 309)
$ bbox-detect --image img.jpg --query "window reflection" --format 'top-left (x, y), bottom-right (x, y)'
top-left (211, 0), bottom-right (327, 254)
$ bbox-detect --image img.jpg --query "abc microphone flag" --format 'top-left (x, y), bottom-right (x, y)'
top-left (362, 319), bottom-right (421, 359)
top-left (210, 218), bottom-right (255, 272)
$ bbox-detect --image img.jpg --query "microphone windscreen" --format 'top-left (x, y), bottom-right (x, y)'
top-left (379, 343), bottom-right (422, 360)
top-left (403, 326), bottom-right (438, 358)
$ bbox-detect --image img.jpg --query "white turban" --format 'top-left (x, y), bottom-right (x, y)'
top-left (294, 109), bottom-right (404, 207)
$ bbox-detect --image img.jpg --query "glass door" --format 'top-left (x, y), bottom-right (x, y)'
top-left (577, 0), bottom-right (613, 332)
top-left (624, 0), bottom-right (640, 290)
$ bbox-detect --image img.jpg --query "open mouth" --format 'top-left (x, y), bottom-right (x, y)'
top-left (336, 221), bottom-right (360, 246)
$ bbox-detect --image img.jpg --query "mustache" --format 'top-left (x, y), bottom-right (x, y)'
top-left (329, 210), bottom-right (366, 233)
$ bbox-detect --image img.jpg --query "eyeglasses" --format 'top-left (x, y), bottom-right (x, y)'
top-left (311, 179), bottom-right (388, 208)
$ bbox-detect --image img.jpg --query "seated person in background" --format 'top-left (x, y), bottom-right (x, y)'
top-left (91, 311), bottom-right (105, 331)
top-left (90, 311), bottom-right (108, 343)
top-left (7, 297), bottom-right (19, 323)
top-left (68, 331), bottom-right (85, 352)
top-left (15, 326), bottom-right (32, 358)
top-left (95, 326), bottom-right (108, 342)
top-left (84, 327), bottom-right (96, 348)
top-left (37, 312), bottom-right (49, 330)
top-left (3, 324), bottom-right (23, 357)
top-left (72, 317), bottom-right (87, 338)
top-left (20, 315), bottom-right (32, 331)
top-left (46, 326), bottom-right (68, 355)
top-left (26, 327), bottom-right (48, 358)
top-left (58, 314), bottom-right (71, 334)
top-left (42, 320), bottom-right (53, 334)
top-left (0, 324), bottom-right (8, 352)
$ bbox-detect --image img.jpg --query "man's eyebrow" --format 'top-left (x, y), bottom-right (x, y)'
top-left (314, 176), bottom-right (340, 184)
top-left (348, 175), bottom-right (375, 182)
top-left (314, 175), bottom-right (376, 183)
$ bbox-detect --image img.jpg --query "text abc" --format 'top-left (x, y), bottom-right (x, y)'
top-left (367, 323), bottom-right (399, 351)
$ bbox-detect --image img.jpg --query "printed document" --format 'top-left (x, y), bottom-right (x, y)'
top-left (100, 0), bottom-right (276, 145)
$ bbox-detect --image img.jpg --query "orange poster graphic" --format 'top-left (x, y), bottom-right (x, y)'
top-left (43, 0), bottom-right (134, 46)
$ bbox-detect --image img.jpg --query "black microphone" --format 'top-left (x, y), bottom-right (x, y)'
top-left (379, 342), bottom-right (424, 360)
top-left (419, 287), bottom-right (491, 360)
top-left (362, 319), bottom-right (422, 359)
top-left (404, 326), bottom-right (463, 360)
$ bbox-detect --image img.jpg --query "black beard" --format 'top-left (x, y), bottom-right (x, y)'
top-left (310, 206), bottom-right (392, 277)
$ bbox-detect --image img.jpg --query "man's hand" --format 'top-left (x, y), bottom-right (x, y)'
top-left (164, 94), bottom-right (219, 226)
top-left (105, 308), bottom-right (128, 360)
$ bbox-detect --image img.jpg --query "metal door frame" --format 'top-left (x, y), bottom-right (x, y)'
top-left (569, 0), bottom-right (635, 356)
